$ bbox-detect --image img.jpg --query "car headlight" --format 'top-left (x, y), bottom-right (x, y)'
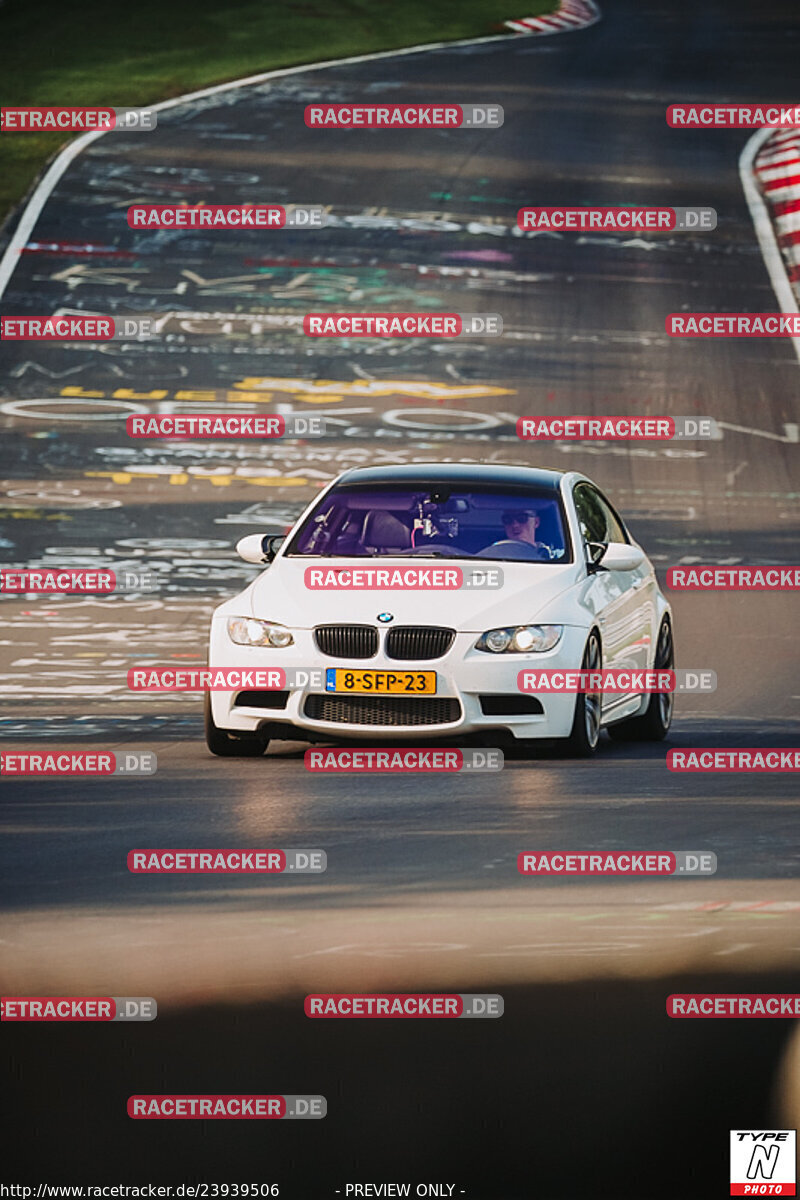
top-left (475, 624), bottom-right (563, 654)
top-left (226, 617), bottom-right (294, 648)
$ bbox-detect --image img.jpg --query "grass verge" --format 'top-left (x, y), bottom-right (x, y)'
top-left (0, 0), bottom-right (553, 225)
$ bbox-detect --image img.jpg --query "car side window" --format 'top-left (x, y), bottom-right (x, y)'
top-left (573, 484), bottom-right (628, 545)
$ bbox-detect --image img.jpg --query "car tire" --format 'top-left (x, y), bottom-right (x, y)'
top-left (204, 692), bottom-right (267, 757)
top-left (561, 630), bottom-right (603, 757)
top-left (607, 618), bottom-right (674, 742)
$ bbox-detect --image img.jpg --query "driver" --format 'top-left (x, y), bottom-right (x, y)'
top-left (500, 508), bottom-right (551, 554)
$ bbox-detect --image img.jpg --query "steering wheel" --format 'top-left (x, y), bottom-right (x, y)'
top-left (398, 544), bottom-right (470, 557)
top-left (475, 540), bottom-right (555, 561)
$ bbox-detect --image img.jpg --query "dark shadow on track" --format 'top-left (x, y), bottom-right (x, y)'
top-left (5, 971), bottom-right (797, 1197)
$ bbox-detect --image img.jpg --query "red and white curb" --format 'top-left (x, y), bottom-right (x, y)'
top-left (753, 126), bottom-right (800, 297)
top-left (740, 123), bottom-right (800, 364)
top-left (504, 0), bottom-right (600, 36)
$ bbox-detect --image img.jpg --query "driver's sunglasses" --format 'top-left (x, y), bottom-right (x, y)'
top-left (502, 510), bottom-right (536, 524)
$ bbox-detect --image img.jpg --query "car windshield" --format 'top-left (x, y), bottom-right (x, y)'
top-left (285, 484), bottom-right (571, 563)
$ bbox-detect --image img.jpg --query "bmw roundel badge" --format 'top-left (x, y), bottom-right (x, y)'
top-left (377, 613), bottom-right (394, 623)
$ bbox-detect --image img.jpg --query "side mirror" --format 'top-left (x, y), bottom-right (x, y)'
top-left (599, 542), bottom-right (645, 572)
top-left (264, 534), bottom-right (287, 562)
top-left (586, 541), bottom-right (607, 568)
top-left (235, 533), bottom-right (286, 564)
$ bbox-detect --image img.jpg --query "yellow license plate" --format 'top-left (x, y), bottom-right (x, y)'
top-left (325, 668), bottom-right (437, 695)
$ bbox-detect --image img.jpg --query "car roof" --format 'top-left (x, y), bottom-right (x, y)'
top-left (335, 463), bottom-right (566, 492)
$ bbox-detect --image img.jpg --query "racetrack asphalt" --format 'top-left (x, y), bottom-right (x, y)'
top-left (1, 1), bottom-right (799, 1192)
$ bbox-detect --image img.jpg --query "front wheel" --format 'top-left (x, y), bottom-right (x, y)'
top-left (562, 630), bottom-right (603, 757)
top-left (204, 692), bottom-right (267, 756)
top-left (607, 618), bottom-right (674, 742)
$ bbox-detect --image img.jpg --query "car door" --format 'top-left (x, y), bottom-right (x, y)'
top-left (573, 483), bottom-right (653, 710)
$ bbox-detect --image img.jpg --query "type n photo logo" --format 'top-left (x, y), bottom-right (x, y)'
top-left (730, 1130), bottom-right (796, 1195)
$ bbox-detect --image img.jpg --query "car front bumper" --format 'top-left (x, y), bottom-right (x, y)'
top-left (208, 622), bottom-right (597, 742)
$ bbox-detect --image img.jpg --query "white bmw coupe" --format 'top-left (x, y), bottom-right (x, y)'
top-left (205, 463), bottom-right (673, 757)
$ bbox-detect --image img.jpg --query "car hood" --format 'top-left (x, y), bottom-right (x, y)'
top-left (246, 557), bottom-right (581, 631)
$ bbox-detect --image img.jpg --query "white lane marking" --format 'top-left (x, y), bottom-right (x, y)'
top-left (349, 362), bottom-right (376, 381)
top-left (0, 11), bottom-right (602, 301)
top-left (292, 944), bottom-right (359, 959)
top-left (725, 460), bottom-right (748, 487)
top-left (717, 420), bottom-right (800, 443)
top-left (739, 126), bottom-right (800, 365)
top-left (0, 134), bottom-right (110, 299)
